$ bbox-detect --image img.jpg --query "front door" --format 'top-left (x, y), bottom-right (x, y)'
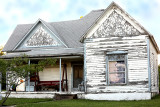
top-left (73, 65), bottom-right (83, 89)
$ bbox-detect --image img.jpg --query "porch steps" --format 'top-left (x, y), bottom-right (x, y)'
top-left (54, 93), bottom-right (77, 100)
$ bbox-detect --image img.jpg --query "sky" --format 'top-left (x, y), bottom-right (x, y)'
top-left (0, 0), bottom-right (160, 63)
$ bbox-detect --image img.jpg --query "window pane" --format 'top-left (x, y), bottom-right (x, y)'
top-left (108, 54), bottom-right (125, 61)
top-left (109, 61), bottom-right (125, 72)
top-left (109, 73), bottom-right (125, 84)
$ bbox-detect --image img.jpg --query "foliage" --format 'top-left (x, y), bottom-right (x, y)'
top-left (0, 59), bottom-right (7, 73)
top-left (3, 55), bottom-right (57, 88)
top-left (0, 54), bottom-right (57, 105)
top-left (0, 46), bottom-right (5, 56)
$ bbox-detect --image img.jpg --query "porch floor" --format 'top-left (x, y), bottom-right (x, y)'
top-left (1, 91), bottom-right (84, 98)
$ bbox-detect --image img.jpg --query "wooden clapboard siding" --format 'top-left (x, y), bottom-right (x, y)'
top-left (85, 34), bottom-right (149, 93)
top-left (150, 40), bottom-right (159, 93)
top-left (83, 5), bottom-right (159, 94)
top-left (87, 85), bottom-right (148, 93)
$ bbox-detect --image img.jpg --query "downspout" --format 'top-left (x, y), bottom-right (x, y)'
top-left (147, 38), bottom-right (151, 92)
top-left (83, 41), bottom-right (87, 93)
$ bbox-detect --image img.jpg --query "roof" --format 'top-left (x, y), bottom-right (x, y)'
top-left (2, 2), bottom-right (160, 56)
top-left (1, 47), bottom-right (83, 59)
top-left (3, 9), bottom-right (104, 52)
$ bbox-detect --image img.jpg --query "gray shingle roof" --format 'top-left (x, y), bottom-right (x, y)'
top-left (1, 47), bottom-right (83, 59)
top-left (3, 24), bottom-right (33, 52)
top-left (3, 9), bottom-right (104, 52)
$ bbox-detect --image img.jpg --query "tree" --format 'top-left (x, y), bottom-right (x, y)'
top-left (0, 54), bottom-right (57, 106)
top-left (0, 46), bottom-right (5, 56)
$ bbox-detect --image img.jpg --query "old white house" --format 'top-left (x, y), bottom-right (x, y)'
top-left (1, 2), bottom-right (159, 100)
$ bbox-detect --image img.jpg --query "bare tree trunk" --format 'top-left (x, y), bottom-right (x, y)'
top-left (0, 76), bottom-right (31, 106)
top-left (1, 86), bottom-right (11, 106)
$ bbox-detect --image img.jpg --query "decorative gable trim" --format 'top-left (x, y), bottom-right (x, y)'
top-left (88, 11), bottom-right (140, 38)
top-left (80, 2), bottom-right (146, 42)
top-left (26, 26), bottom-right (59, 47)
top-left (12, 19), bottom-right (68, 51)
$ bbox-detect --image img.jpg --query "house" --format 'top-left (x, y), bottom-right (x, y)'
top-left (1, 2), bottom-right (160, 100)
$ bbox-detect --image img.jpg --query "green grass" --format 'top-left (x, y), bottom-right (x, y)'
top-left (1, 95), bottom-right (160, 107)
top-left (0, 98), bottom-right (52, 106)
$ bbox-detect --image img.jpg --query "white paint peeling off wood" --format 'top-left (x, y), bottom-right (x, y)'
top-left (84, 5), bottom-right (151, 94)
top-left (149, 39), bottom-right (159, 93)
top-left (84, 5), bottom-right (145, 39)
top-left (86, 86), bottom-right (149, 93)
top-left (1, 92), bottom-right (55, 98)
top-left (78, 93), bottom-right (151, 100)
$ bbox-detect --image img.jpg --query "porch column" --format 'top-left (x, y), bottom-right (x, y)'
top-left (59, 58), bottom-right (62, 92)
top-left (28, 59), bottom-right (30, 92)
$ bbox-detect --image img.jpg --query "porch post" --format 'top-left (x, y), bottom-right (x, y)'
top-left (28, 59), bottom-right (30, 92)
top-left (59, 58), bottom-right (62, 92)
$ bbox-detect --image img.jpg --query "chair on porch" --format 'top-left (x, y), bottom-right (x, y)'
top-left (78, 81), bottom-right (84, 91)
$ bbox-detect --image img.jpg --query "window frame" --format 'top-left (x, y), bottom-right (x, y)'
top-left (106, 51), bottom-right (128, 86)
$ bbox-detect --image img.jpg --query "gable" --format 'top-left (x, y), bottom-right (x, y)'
top-left (16, 21), bottom-right (66, 50)
top-left (80, 2), bottom-right (148, 41)
top-left (26, 26), bottom-right (59, 47)
top-left (88, 11), bottom-right (140, 39)
top-left (80, 2), bottom-right (159, 53)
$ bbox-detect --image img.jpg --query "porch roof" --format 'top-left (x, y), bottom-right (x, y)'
top-left (0, 47), bottom-right (83, 59)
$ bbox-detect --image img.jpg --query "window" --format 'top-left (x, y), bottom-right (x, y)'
top-left (106, 52), bottom-right (128, 85)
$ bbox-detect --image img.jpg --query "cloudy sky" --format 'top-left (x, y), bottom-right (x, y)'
top-left (0, 0), bottom-right (160, 62)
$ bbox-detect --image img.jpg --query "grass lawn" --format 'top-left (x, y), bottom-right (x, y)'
top-left (0, 98), bottom-right (52, 106)
top-left (1, 95), bottom-right (160, 107)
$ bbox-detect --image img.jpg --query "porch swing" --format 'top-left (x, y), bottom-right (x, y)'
top-left (30, 64), bottom-right (68, 91)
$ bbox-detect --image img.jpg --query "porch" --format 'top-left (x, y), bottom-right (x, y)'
top-left (1, 91), bottom-right (84, 99)
top-left (6, 56), bottom-right (85, 93)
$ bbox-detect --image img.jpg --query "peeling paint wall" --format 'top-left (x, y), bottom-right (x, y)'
top-left (150, 40), bottom-right (159, 93)
top-left (85, 36), bottom-right (149, 93)
top-left (78, 93), bottom-right (151, 100)
top-left (84, 7), bottom-right (150, 93)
